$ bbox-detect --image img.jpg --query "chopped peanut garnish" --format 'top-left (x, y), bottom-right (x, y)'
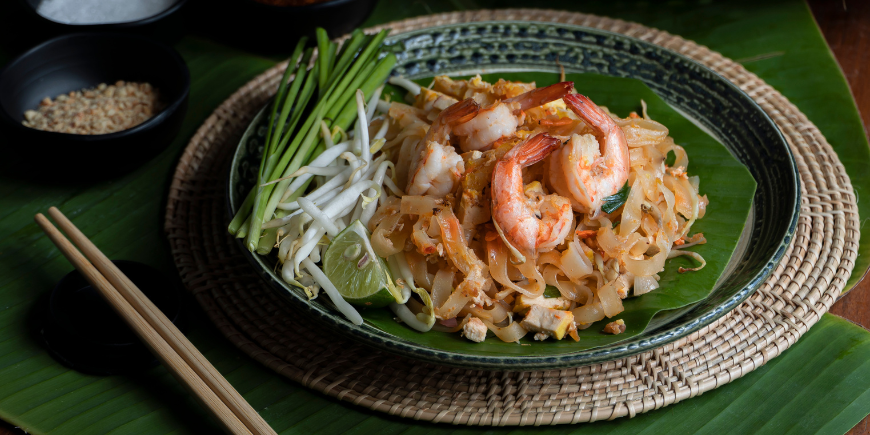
top-left (602, 319), bottom-right (626, 335)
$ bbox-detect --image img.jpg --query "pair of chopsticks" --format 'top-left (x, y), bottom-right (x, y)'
top-left (35, 207), bottom-right (276, 435)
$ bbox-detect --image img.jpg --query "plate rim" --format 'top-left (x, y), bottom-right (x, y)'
top-left (227, 20), bottom-right (801, 370)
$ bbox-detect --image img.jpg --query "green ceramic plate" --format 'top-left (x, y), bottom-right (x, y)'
top-left (228, 21), bottom-right (799, 370)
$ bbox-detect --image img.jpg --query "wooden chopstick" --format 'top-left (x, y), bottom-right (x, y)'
top-left (36, 210), bottom-right (274, 435)
top-left (45, 207), bottom-right (278, 435)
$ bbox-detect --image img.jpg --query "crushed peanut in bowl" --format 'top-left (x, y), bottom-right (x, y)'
top-left (22, 81), bottom-right (164, 135)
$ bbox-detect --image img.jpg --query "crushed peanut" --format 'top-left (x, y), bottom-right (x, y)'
top-left (602, 319), bottom-right (626, 335)
top-left (22, 81), bottom-right (163, 135)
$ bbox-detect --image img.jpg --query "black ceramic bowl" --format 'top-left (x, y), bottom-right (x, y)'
top-left (41, 261), bottom-right (185, 375)
top-left (191, 0), bottom-right (378, 53)
top-left (2, 0), bottom-right (187, 51)
top-left (0, 32), bottom-right (189, 178)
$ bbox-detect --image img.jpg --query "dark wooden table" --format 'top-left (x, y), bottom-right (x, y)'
top-left (809, 1), bottom-right (870, 433)
top-left (1, 2), bottom-right (867, 434)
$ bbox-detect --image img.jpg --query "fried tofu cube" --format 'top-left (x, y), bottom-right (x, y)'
top-left (513, 294), bottom-right (572, 314)
top-left (462, 317), bottom-right (488, 343)
top-left (520, 306), bottom-right (574, 340)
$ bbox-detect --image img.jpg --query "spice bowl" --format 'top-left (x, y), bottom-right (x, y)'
top-left (0, 32), bottom-right (189, 178)
top-left (41, 260), bottom-right (185, 375)
top-left (191, 0), bottom-right (378, 53)
top-left (2, 0), bottom-right (188, 52)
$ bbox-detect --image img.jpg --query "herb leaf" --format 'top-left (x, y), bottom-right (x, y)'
top-left (601, 182), bottom-right (630, 214)
top-left (543, 285), bottom-right (562, 298)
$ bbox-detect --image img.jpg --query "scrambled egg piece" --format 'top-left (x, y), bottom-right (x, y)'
top-left (520, 306), bottom-right (574, 340)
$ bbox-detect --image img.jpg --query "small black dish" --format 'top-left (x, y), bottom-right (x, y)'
top-left (41, 260), bottom-right (185, 376)
top-left (190, 0), bottom-right (378, 53)
top-left (1, 0), bottom-right (187, 52)
top-left (0, 32), bottom-right (189, 179)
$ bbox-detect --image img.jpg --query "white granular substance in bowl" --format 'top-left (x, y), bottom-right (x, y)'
top-left (36, 0), bottom-right (178, 25)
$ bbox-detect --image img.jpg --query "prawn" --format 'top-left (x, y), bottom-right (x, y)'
top-left (491, 133), bottom-right (573, 255)
top-left (453, 81), bottom-right (574, 152)
top-left (406, 99), bottom-right (479, 196)
top-left (549, 94), bottom-right (629, 214)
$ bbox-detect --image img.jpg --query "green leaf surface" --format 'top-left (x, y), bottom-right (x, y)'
top-left (365, 72), bottom-right (755, 353)
top-left (0, 0), bottom-right (868, 434)
top-left (363, 1), bottom-right (870, 292)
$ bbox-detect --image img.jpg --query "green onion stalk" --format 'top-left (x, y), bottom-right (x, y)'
top-left (227, 28), bottom-right (396, 255)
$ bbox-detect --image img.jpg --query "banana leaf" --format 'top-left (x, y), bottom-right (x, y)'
top-left (0, 0), bottom-right (869, 434)
top-left (364, 71), bottom-right (755, 352)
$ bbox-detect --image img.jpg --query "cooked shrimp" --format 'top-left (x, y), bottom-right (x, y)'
top-left (415, 88), bottom-right (459, 119)
top-left (453, 82), bottom-right (574, 152)
top-left (491, 133), bottom-right (574, 254)
top-left (549, 94), bottom-right (630, 214)
top-left (406, 99), bottom-right (479, 196)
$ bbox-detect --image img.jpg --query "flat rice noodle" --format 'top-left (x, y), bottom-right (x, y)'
top-left (658, 183), bottom-right (678, 242)
top-left (435, 285), bottom-right (472, 319)
top-left (411, 214), bottom-right (440, 256)
top-left (633, 275), bottom-right (659, 296)
top-left (434, 207), bottom-right (487, 276)
top-left (643, 142), bottom-right (666, 173)
top-left (588, 271), bottom-right (605, 291)
top-left (623, 231), bottom-right (670, 276)
top-left (395, 136), bottom-right (419, 188)
top-left (619, 178), bottom-right (645, 237)
top-left (597, 279), bottom-right (624, 318)
top-left (597, 226), bottom-right (622, 258)
top-left (405, 251), bottom-right (434, 290)
top-left (634, 169), bottom-right (658, 203)
top-left (371, 214), bottom-right (402, 257)
top-left (618, 118), bottom-right (669, 147)
top-left (543, 265), bottom-right (591, 302)
top-left (688, 175), bottom-right (700, 193)
top-left (560, 240), bottom-right (593, 283)
top-left (572, 299), bottom-right (606, 325)
top-left (481, 318), bottom-right (528, 343)
top-left (664, 175), bottom-right (694, 221)
top-left (657, 137), bottom-right (689, 169)
top-left (467, 301), bottom-right (509, 324)
top-left (431, 268), bottom-right (455, 309)
top-left (537, 250), bottom-right (561, 268)
top-left (668, 175), bottom-right (700, 238)
top-left (627, 232), bottom-right (651, 258)
top-left (506, 262), bottom-right (524, 281)
top-left (371, 213), bottom-right (410, 258)
top-left (401, 195), bottom-right (445, 215)
top-left (368, 197), bottom-right (401, 233)
top-left (488, 238), bottom-right (521, 293)
top-left (515, 257), bottom-right (546, 298)
top-left (641, 214), bottom-right (659, 237)
top-left (629, 148), bottom-right (646, 167)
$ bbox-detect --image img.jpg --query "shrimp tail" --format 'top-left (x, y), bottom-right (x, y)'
top-left (503, 133), bottom-right (562, 167)
top-left (564, 94), bottom-right (609, 136)
top-left (505, 81), bottom-right (574, 111)
top-left (440, 98), bottom-right (480, 127)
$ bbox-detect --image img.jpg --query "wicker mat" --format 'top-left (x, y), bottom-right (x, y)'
top-left (164, 10), bottom-right (859, 425)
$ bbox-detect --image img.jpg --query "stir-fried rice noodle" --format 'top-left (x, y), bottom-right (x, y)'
top-left (355, 75), bottom-right (709, 342)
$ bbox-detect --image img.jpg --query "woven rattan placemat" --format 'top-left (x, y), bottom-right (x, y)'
top-left (164, 9), bottom-right (859, 425)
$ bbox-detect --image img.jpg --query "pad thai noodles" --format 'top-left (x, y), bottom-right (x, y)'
top-left (266, 74), bottom-right (708, 343)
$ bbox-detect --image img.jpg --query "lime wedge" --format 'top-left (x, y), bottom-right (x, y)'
top-left (323, 220), bottom-right (401, 308)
